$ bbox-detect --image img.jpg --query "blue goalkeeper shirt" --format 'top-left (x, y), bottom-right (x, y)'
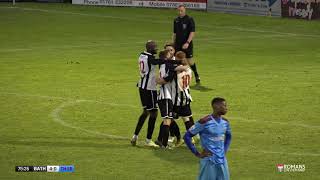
top-left (184, 114), bottom-right (232, 164)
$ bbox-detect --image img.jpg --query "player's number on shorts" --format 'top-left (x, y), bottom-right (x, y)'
top-left (182, 75), bottom-right (191, 89)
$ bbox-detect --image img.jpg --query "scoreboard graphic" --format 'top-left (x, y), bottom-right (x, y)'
top-left (15, 165), bottom-right (74, 172)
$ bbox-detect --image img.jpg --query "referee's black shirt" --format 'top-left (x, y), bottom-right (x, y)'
top-left (173, 15), bottom-right (195, 46)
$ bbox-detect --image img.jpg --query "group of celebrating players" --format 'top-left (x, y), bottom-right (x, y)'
top-left (131, 41), bottom-right (196, 149)
top-left (131, 4), bottom-right (200, 149)
top-left (130, 5), bottom-right (232, 180)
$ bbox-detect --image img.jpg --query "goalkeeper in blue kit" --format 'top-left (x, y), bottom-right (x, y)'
top-left (184, 97), bottom-right (232, 180)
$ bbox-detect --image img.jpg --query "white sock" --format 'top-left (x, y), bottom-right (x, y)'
top-left (132, 135), bottom-right (138, 139)
top-left (146, 138), bottom-right (151, 143)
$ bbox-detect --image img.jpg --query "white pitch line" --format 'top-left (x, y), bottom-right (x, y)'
top-left (1, 92), bottom-right (137, 108)
top-left (51, 100), bottom-right (129, 140)
top-left (52, 101), bottom-right (320, 157)
top-left (2, 92), bottom-right (320, 130)
top-left (2, 92), bottom-right (71, 100)
top-left (51, 100), bottom-right (320, 157)
top-left (2, 6), bottom-right (320, 38)
top-left (2, 91), bottom-right (320, 157)
top-left (0, 48), bottom-right (33, 52)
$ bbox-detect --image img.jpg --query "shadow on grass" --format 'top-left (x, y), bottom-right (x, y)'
top-left (190, 84), bottom-right (214, 92)
top-left (151, 145), bottom-right (198, 165)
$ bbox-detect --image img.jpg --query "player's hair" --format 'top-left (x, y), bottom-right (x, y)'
top-left (178, 4), bottom-right (185, 8)
top-left (175, 51), bottom-right (186, 60)
top-left (159, 50), bottom-right (170, 60)
top-left (164, 42), bottom-right (174, 49)
top-left (211, 97), bottom-right (226, 106)
top-left (146, 40), bottom-right (155, 50)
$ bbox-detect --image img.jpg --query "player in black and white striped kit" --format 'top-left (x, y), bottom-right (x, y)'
top-left (131, 41), bottom-right (182, 147)
top-left (155, 50), bottom-right (188, 148)
top-left (156, 51), bottom-right (196, 147)
top-left (162, 43), bottom-right (181, 145)
top-left (131, 40), bottom-right (160, 147)
top-left (156, 50), bottom-right (176, 148)
top-left (172, 51), bottom-right (195, 132)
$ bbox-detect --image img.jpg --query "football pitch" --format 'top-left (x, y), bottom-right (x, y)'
top-left (0, 2), bottom-right (319, 179)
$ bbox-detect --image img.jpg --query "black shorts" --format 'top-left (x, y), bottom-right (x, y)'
top-left (173, 104), bottom-right (192, 118)
top-left (175, 42), bottom-right (193, 58)
top-left (158, 99), bottom-right (174, 119)
top-left (139, 88), bottom-right (158, 110)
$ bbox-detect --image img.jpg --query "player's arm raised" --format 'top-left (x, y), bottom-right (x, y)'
top-left (156, 77), bottom-right (167, 85)
top-left (174, 65), bottom-right (188, 72)
top-left (150, 58), bottom-right (182, 66)
top-left (156, 73), bottom-right (174, 85)
top-left (156, 64), bottom-right (177, 85)
top-left (149, 58), bottom-right (165, 65)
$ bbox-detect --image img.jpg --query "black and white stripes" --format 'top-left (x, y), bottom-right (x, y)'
top-left (137, 52), bottom-right (157, 91)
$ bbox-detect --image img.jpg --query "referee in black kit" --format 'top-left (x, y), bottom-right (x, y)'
top-left (173, 4), bottom-right (200, 84)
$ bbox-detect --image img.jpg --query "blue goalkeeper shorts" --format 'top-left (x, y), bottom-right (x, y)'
top-left (198, 158), bottom-right (229, 180)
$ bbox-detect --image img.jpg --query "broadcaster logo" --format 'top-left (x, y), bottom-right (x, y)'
top-left (277, 164), bottom-right (305, 172)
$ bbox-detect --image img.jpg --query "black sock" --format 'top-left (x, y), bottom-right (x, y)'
top-left (171, 121), bottom-right (181, 140)
top-left (169, 121), bottom-right (176, 137)
top-left (184, 120), bottom-right (194, 131)
top-left (190, 64), bottom-right (199, 78)
top-left (134, 111), bottom-right (148, 135)
top-left (162, 125), bottom-right (170, 147)
top-left (157, 122), bottom-right (164, 142)
top-left (189, 116), bottom-right (195, 124)
top-left (147, 116), bottom-right (156, 139)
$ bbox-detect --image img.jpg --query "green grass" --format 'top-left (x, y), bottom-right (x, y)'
top-left (0, 2), bottom-right (319, 180)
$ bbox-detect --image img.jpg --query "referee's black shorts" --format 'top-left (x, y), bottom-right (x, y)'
top-left (158, 99), bottom-right (174, 119)
top-left (139, 88), bottom-right (158, 111)
top-left (175, 42), bottom-right (193, 59)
